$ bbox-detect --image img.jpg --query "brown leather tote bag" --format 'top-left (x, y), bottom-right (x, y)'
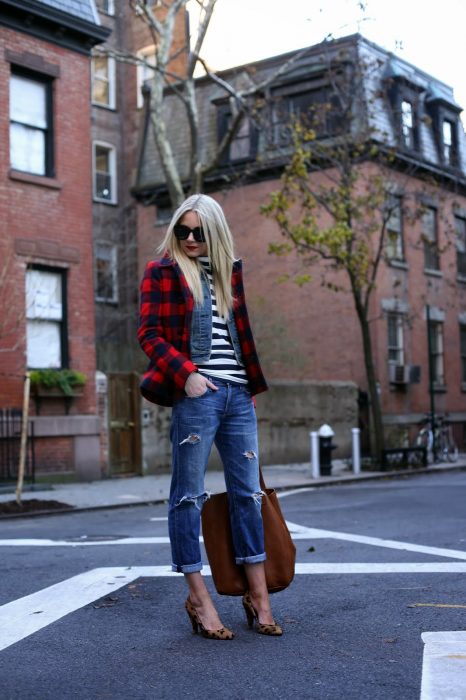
top-left (201, 471), bottom-right (296, 596)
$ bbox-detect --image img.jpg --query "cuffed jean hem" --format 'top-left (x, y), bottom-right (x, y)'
top-left (235, 552), bottom-right (267, 565)
top-left (171, 561), bottom-right (203, 573)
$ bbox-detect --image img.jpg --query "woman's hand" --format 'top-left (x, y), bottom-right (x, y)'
top-left (184, 372), bottom-right (218, 397)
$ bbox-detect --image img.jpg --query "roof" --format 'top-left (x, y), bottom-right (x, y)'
top-left (34, 0), bottom-right (99, 26)
top-left (0, 0), bottom-right (109, 53)
top-left (133, 33), bottom-right (466, 199)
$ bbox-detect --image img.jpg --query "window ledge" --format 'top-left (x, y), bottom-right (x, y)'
top-left (9, 169), bottom-right (62, 190)
top-left (433, 383), bottom-right (447, 393)
top-left (461, 382), bottom-right (466, 392)
top-left (93, 197), bottom-right (118, 206)
top-left (96, 297), bottom-right (118, 305)
top-left (456, 275), bottom-right (466, 285)
top-left (424, 268), bottom-right (443, 278)
top-left (92, 102), bottom-right (117, 111)
top-left (388, 260), bottom-right (409, 270)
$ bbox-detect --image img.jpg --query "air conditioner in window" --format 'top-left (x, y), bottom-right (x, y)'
top-left (388, 363), bottom-right (410, 384)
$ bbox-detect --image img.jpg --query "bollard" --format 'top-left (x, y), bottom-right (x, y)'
top-left (352, 427), bottom-right (361, 475)
top-left (310, 431), bottom-right (320, 478)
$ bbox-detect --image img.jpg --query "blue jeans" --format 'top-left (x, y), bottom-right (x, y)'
top-left (168, 377), bottom-right (266, 573)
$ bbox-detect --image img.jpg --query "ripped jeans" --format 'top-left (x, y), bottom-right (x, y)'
top-left (168, 377), bottom-right (265, 573)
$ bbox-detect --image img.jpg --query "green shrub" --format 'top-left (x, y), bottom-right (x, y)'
top-left (29, 369), bottom-right (87, 396)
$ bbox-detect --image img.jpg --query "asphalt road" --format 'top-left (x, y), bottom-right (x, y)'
top-left (1, 471), bottom-right (466, 699)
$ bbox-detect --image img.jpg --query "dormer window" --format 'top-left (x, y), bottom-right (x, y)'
top-left (401, 100), bottom-right (414, 148)
top-left (216, 103), bottom-right (258, 165)
top-left (425, 91), bottom-right (461, 169)
top-left (442, 119), bottom-right (455, 165)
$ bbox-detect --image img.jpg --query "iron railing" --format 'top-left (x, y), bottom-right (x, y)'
top-left (0, 408), bottom-right (35, 483)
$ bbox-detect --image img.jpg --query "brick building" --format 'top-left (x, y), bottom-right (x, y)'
top-left (88, 1), bottom-right (188, 475)
top-left (0, 0), bottom-right (109, 479)
top-left (133, 34), bottom-right (466, 456)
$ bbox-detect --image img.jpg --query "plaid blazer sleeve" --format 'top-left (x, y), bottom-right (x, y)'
top-left (137, 261), bottom-right (196, 390)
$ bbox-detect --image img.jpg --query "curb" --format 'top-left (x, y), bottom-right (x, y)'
top-left (1, 462), bottom-right (465, 520)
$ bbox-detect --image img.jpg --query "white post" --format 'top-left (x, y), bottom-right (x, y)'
top-left (310, 431), bottom-right (320, 479)
top-left (352, 427), bottom-right (361, 475)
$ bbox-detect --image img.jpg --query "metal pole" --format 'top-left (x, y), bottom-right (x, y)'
top-left (310, 431), bottom-right (320, 479)
top-left (426, 305), bottom-right (436, 459)
top-left (16, 372), bottom-right (31, 505)
top-left (352, 428), bottom-right (361, 475)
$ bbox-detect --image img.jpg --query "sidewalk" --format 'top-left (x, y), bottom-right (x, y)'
top-left (1, 457), bottom-right (465, 516)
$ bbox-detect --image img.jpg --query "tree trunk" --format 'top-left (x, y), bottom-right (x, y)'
top-left (354, 296), bottom-right (385, 462)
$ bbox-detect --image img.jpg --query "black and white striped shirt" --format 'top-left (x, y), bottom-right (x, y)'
top-left (196, 257), bottom-right (247, 384)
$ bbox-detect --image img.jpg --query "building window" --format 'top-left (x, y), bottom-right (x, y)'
top-left (455, 217), bottom-right (466, 277)
top-left (387, 313), bottom-right (404, 365)
top-left (442, 119), bottom-right (456, 166)
top-left (95, 0), bottom-right (114, 15)
top-left (385, 195), bottom-right (404, 261)
top-left (137, 46), bottom-right (156, 109)
top-left (25, 267), bottom-right (67, 369)
top-left (269, 85), bottom-right (341, 148)
top-left (9, 70), bottom-right (53, 177)
top-left (95, 244), bottom-right (118, 303)
top-left (92, 56), bottom-right (116, 109)
top-left (401, 100), bottom-right (414, 149)
top-left (428, 320), bottom-right (445, 385)
top-left (422, 206), bottom-right (440, 271)
top-left (460, 325), bottom-right (466, 384)
top-left (217, 104), bottom-right (258, 164)
top-left (93, 142), bottom-right (117, 203)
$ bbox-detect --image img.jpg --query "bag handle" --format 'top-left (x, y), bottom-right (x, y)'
top-left (259, 467), bottom-right (267, 492)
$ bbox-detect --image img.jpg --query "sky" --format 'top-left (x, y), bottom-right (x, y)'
top-left (189, 0), bottom-right (466, 124)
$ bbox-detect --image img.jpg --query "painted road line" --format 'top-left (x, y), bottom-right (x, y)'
top-left (2, 525), bottom-right (466, 563)
top-left (285, 522), bottom-right (466, 561)
top-left (0, 566), bottom-right (179, 652)
top-left (421, 631), bottom-right (466, 700)
top-left (294, 563), bottom-right (466, 574)
top-left (278, 488), bottom-right (316, 498)
top-left (0, 537), bottom-right (172, 546)
top-left (3, 564), bottom-right (466, 652)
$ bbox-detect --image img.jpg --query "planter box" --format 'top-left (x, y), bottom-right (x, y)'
top-left (31, 386), bottom-right (84, 415)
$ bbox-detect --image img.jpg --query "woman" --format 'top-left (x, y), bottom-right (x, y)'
top-left (138, 193), bottom-right (282, 639)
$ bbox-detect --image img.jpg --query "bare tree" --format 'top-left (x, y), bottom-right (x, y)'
top-left (93, 0), bottom-right (313, 208)
top-left (261, 45), bottom-right (458, 460)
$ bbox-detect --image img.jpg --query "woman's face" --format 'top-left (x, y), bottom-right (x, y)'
top-left (178, 210), bottom-right (208, 258)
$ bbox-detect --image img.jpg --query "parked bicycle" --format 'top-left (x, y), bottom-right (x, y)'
top-left (415, 414), bottom-right (458, 463)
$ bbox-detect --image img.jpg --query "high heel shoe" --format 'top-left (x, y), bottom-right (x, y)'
top-left (242, 592), bottom-right (283, 636)
top-left (185, 598), bottom-right (234, 640)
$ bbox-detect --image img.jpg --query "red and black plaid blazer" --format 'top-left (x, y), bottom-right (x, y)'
top-left (137, 255), bottom-right (268, 406)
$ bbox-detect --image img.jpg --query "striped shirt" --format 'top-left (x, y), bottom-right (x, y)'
top-left (196, 257), bottom-right (248, 384)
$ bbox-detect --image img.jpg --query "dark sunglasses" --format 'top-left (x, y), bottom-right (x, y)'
top-left (173, 224), bottom-right (206, 242)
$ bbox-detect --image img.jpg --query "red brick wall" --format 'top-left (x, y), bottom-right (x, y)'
top-left (33, 436), bottom-right (74, 474)
top-left (0, 27), bottom-right (97, 414)
top-left (137, 167), bottom-right (466, 430)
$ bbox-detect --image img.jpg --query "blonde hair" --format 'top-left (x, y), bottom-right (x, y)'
top-left (158, 194), bottom-right (236, 319)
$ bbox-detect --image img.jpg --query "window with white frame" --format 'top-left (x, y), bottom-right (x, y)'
top-left (95, 0), bottom-right (114, 15)
top-left (93, 142), bottom-right (117, 203)
top-left (428, 320), bottom-right (445, 385)
top-left (92, 56), bottom-right (116, 109)
top-left (401, 100), bottom-right (414, 149)
top-left (442, 120), bottom-right (455, 165)
top-left (136, 46), bottom-right (156, 109)
top-left (385, 194), bottom-right (404, 261)
top-left (455, 216), bottom-right (466, 277)
top-left (10, 71), bottom-right (53, 176)
top-left (422, 206), bottom-right (440, 271)
top-left (95, 243), bottom-right (118, 302)
top-left (26, 267), bottom-right (67, 369)
top-left (387, 313), bottom-right (404, 365)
